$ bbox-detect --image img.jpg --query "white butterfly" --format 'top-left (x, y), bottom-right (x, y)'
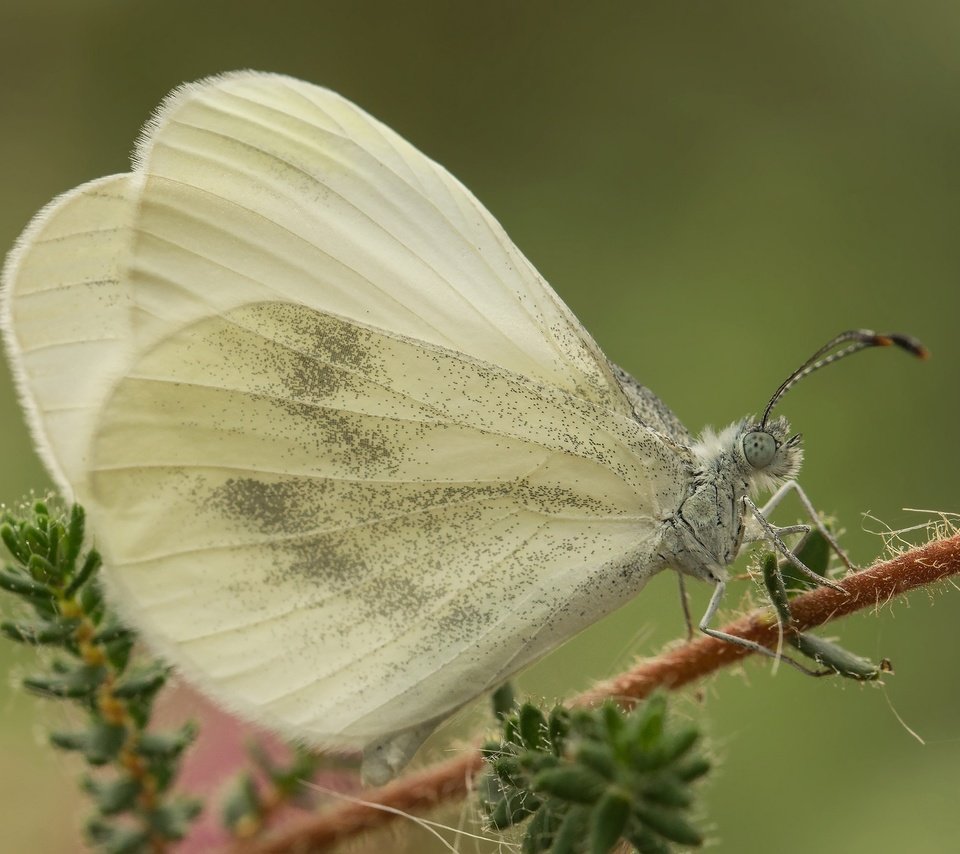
top-left (1, 72), bottom-right (924, 783)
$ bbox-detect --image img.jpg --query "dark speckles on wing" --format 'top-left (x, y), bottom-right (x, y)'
top-left (321, 410), bottom-right (414, 476)
top-left (274, 531), bottom-right (369, 586)
top-left (518, 480), bottom-right (614, 516)
top-left (430, 601), bottom-right (489, 647)
top-left (210, 476), bottom-right (321, 535)
top-left (254, 302), bottom-right (381, 401)
top-left (92, 298), bottom-right (687, 735)
top-left (192, 301), bottom-right (386, 407)
top-left (112, 300), bottom-right (686, 595)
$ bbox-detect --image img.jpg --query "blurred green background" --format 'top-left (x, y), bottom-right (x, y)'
top-left (1, 2), bottom-right (957, 852)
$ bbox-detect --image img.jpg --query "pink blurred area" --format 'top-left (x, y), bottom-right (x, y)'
top-left (154, 679), bottom-right (361, 852)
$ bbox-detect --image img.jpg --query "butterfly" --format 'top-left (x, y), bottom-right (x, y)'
top-left (1, 71), bottom-right (925, 783)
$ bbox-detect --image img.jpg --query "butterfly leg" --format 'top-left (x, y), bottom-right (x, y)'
top-left (677, 572), bottom-right (694, 641)
top-left (744, 497), bottom-right (846, 592)
top-left (757, 480), bottom-right (855, 572)
top-left (361, 720), bottom-right (440, 786)
top-left (697, 580), bottom-right (829, 675)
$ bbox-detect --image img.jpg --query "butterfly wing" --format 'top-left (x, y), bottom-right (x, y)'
top-left (4, 72), bottom-right (692, 747)
top-left (612, 364), bottom-right (692, 444)
top-left (1, 174), bottom-right (137, 496)
top-left (88, 302), bottom-right (684, 742)
top-left (127, 72), bottom-right (630, 413)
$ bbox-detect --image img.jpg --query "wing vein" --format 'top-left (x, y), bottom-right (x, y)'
top-left (160, 114), bottom-right (547, 368)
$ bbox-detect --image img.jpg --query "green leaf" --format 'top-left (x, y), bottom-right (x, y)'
top-left (575, 742), bottom-right (618, 781)
top-left (47, 524), bottom-right (62, 573)
top-left (551, 805), bottom-right (590, 854)
top-left (23, 524), bottom-right (48, 555)
top-left (639, 778), bottom-right (693, 808)
top-left (78, 579), bottom-right (105, 622)
top-left (135, 723), bottom-right (198, 759)
top-left (492, 754), bottom-right (523, 784)
top-left (548, 707), bottom-right (571, 750)
top-left (65, 549), bottom-right (102, 598)
top-left (105, 633), bottom-right (135, 672)
top-left (633, 803), bottom-right (704, 846)
top-left (624, 824), bottom-right (672, 854)
top-left (492, 682), bottom-right (515, 720)
top-left (521, 752), bottom-right (560, 775)
top-left (50, 730), bottom-right (91, 753)
top-left (83, 720), bottom-right (128, 765)
top-left (86, 820), bottom-right (150, 854)
top-left (761, 551), bottom-right (792, 625)
top-left (787, 631), bottom-right (881, 681)
top-left (63, 504), bottom-right (86, 575)
top-left (113, 667), bottom-right (167, 700)
top-left (24, 663), bottom-right (106, 699)
top-left (1, 616), bottom-right (79, 645)
top-left (27, 551), bottom-right (58, 585)
top-left (82, 775), bottom-right (140, 815)
top-left (780, 528), bottom-right (832, 592)
top-left (523, 802), bottom-right (561, 854)
top-left (533, 766), bottom-right (608, 805)
top-left (0, 567), bottom-right (54, 603)
top-left (590, 790), bottom-right (630, 853)
top-left (222, 773), bottom-right (260, 832)
top-left (796, 528), bottom-right (832, 574)
top-left (601, 702), bottom-right (625, 742)
top-left (488, 790), bottom-right (537, 830)
top-left (148, 799), bottom-right (203, 840)
top-left (92, 622), bottom-right (134, 644)
top-left (54, 721), bottom-right (125, 767)
top-left (1, 523), bottom-right (28, 563)
top-left (674, 756), bottom-right (711, 782)
top-left (656, 725), bottom-right (700, 765)
top-left (519, 703), bottom-right (547, 751)
top-left (630, 693), bottom-right (666, 752)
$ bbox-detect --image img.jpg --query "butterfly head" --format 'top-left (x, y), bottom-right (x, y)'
top-left (736, 416), bottom-right (803, 495)
top-left (728, 329), bottom-right (927, 497)
top-left (692, 417), bottom-right (803, 497)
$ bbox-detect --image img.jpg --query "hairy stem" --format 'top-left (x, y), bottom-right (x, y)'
top-left (231, 532), bottom-right (960, 853)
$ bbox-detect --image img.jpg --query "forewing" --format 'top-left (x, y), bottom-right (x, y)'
top-left (87, 302), bottom-right (683, 742)
top-left (126, 72), bottom-right (631, 413)
top-left (1, 174), bottom-right (137, 496)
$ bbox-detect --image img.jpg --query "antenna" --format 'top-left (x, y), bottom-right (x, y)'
top-left (760, 330), bottom-right (928, 429)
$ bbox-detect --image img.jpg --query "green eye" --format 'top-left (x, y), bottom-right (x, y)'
top-left (743, 431), bottom-right (776, 468)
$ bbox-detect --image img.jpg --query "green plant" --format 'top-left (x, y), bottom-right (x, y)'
top-left (759, 530), bottom-right (889, 680)
top-left (480, 694), bottom-right (710, 854)
top-left (0, 501), bottom-right (200, 853)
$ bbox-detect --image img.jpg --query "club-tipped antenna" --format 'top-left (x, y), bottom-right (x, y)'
top-left (760, 329), bottom-right (929, 429)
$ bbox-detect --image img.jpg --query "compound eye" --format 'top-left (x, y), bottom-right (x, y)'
top-left (743, 431), bottom-right (777, 469)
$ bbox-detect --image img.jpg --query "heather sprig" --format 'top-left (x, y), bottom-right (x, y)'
top-left (0, 501), bottom-right (200, 853)
top-left (480, 694), bottom-right (709, 854)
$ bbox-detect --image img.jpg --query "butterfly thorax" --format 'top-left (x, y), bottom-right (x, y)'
top-left (658, 465), bottom-right (749, 583)
top-left (657, 417), bottom-right (802, 583)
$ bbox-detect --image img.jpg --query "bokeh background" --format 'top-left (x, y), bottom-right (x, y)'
top-left (1, 3), bottom-right (958, 852)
